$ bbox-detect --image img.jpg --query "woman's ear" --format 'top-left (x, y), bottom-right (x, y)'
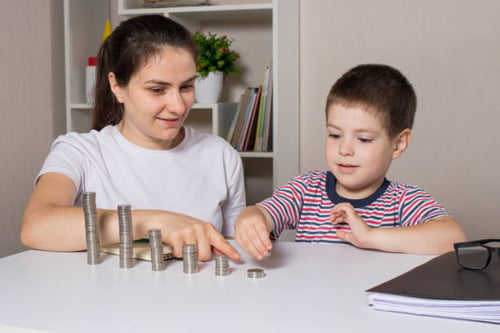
top-left (392, 128), bottom-right (411, 159)
top-left (108, 72), bottom-right (124, 103)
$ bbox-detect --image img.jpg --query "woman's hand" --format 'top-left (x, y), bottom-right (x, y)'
top-left (157, 213), bottom-right (240, 261)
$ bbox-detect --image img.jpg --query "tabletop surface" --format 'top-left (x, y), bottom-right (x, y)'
top-left (0, 241), bottom-right (498, 333)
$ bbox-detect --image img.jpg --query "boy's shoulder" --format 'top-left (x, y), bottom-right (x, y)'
top-left (384, 180), bottom-right (430, 198)
top-left (290, 170), bottom-right (328, 183)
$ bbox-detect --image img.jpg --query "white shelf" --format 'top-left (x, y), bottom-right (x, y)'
top-left (70, 103), bottom-right (93, 109)
top-left (240, 152), bottom-right (273, 158)
top-left (118, 3), bottom-right (273, 21)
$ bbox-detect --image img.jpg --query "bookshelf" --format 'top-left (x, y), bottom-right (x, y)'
top-left (63, 0), bottom-right (299, 205)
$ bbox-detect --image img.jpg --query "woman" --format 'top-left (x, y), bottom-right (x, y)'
top-left (21, 15), bottom-right (245, 261)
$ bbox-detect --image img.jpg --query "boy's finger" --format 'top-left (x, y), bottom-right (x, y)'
top-left (247, 224), bottom-right (271, 256)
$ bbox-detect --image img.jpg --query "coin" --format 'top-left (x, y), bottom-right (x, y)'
top-left (214, 254), bottom-right (230, 276)
top-left (83, 192), bottom-right (100, 265)
top-left (247, 268), bottom-right (266, 278)
top-left (183, 244), bottom-right (199, 273)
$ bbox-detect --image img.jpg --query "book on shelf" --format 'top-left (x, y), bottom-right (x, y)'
top-left (253, 64), bottom-right (272, 152)
top-left (227, 62), bottom-right (273, 152)
top-left (366, 251), bottom-right (500, 324)
top-left (260, 63), bottom-right (273, 152)
top-left (226, 88), bottom-right (252, 144)
top-left (238, 85), bottom-right (261, 151)
top-left (227, 87), bottom-right (252, 147)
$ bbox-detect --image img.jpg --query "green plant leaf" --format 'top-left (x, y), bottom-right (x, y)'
top-left (193, 31), bottom-right (242, 77)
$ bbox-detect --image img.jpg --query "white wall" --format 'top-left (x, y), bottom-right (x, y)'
top-left (1, 0), bottom-right (499, 257)
top-left (0, 0), bottom-right (65, 257)
top-left (299, 0), bottom-right (500, 239)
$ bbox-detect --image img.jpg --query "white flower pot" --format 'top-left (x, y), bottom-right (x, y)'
top-left (195, 71), bottom-right (223, 103)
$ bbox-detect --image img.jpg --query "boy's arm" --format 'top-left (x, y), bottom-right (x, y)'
top-left (234, 205), bottom-right (274, 260)
top-left (330, 202), bottom-right (466, 255)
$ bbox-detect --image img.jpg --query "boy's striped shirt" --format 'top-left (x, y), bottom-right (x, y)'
top-left (257, 171), bottom-right (450, 243)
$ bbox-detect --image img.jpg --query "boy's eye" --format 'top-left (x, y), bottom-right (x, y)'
top-left (358, 138), bottom-right (373, 143)
top-left (328, 133), bottom-right (341, 139)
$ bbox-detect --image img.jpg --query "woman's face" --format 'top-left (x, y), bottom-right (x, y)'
top-left (110, 47), bottom-right (197, 150)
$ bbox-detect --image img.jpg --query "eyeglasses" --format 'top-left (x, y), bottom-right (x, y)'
top-left (454, 239), bottom-right (500, 270)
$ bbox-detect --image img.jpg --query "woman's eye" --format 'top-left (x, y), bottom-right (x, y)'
top-left (180, 84), bottom-right (194, 92)
top-left (150, 87), bottom-right (165, 94)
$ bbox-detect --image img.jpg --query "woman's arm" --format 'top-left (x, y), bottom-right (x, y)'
top-left (21, 172), bottom-right (240, 260)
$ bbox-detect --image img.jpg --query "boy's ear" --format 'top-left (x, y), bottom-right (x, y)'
top-left (108, 72), bottom-right (124, 103)
top-left (392, 128), bottom-right (411, 159)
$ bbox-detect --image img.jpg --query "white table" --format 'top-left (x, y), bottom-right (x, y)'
top-left (0, 241), bottom-right (497, 332)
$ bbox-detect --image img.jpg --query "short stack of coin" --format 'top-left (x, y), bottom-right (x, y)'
top-left (117, 204), bottom-right (133, 269)
top-left (182, 244), bottom-right (199, 273)
top-left (247, 268), bottom-right (266, 279)
top-left (83, 192), bottom-right (100, 265)
top-left (148, 228), bottom-right (164, 271)
top-left (214, 254), bottom-right (230, 276)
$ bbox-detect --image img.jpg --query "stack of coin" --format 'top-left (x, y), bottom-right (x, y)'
top-left (83, 192), bottom-right (100, 265)
top-left (247, 268), bottom-right (266, 279)
top-left (182, 244), bottom-right (199, 273)
top-left (148, 228), bottom-right (164, 271)
top-left (117, 204), bottom-right (133, 269)
top-left (214, 254), bottom-right (230, 276)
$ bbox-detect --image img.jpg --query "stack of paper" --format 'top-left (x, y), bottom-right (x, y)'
top-left (366, 251), bottom-right (500, 324)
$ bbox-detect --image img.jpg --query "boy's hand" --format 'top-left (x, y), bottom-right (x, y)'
top-left (329, 202), bottom-right (373, 249)
top-left (234, 206), bottom-right (273, 260)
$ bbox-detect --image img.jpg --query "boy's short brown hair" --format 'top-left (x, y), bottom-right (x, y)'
top-left (325, 64), bottom-right (417, 138)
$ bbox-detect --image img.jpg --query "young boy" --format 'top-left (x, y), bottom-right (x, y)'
top-left (234, 64), bottom-right (466, 260)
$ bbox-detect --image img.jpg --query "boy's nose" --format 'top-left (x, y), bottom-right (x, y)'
top-left (338, 140), bottom-right (354, 156)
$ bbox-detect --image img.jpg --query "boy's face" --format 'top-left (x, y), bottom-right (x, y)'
top-left (325, 103), bottom-right (410, 199)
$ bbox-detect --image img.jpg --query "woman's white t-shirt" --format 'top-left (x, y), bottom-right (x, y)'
top-left (37, 125), bottom-right (246, 237)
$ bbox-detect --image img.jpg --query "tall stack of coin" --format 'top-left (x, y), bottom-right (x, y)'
top-left (117, 204), bottom-right (133, 269)
top-left (83, 192), bottom-right (100, 265)
top-left (148, 228), bottom-right (164, 271)
top-left (182, 244), bottom-right (199, 273)
top-left (214, 254), bottom-right (230, 276)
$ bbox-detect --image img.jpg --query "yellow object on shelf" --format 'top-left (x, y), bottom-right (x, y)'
top-left (101, 19), bottom-right (112, 43)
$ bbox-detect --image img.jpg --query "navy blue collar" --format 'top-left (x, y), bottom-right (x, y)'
top-left (326, 172), bottom-right (390, 208)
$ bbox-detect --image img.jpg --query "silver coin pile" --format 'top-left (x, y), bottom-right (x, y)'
top-left (117, 204), bottom-right (134, 269)
top-left (247, 268), bottom-right (266, 279)
top-left (148, 228), bottom-right (164, 271)
top-left (182, 244), bottom-right (199, 273)
top-left (214, 254), bottom-right (230, 276)
top-left (83, 192), bottom-right (100, 265)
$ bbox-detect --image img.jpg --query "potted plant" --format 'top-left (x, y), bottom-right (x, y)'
top-left (193, 31), bottom-right (241, 103)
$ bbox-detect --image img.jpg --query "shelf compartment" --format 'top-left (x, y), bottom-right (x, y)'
top-left (118, 2), bottom-right (272, 22)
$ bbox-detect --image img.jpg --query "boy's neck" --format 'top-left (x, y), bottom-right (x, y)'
top-left (334, 176), bottom-right (386, 200)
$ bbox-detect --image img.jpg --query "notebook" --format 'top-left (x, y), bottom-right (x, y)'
top-left (366, 251), bottom-right (500, 324)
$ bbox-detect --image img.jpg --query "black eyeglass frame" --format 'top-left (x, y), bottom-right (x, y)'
top-left (454, 238), bottom-right (500, 270)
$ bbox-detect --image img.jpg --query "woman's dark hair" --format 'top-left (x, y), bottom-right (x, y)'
top-left (92, 15), bottom-right (199, 130)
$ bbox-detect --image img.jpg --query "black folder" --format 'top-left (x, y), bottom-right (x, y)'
top-left (366, 251), bottom-right (500, 324)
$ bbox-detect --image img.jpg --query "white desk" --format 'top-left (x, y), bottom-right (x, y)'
top-left (0, 242), bottom-right (497, 333)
